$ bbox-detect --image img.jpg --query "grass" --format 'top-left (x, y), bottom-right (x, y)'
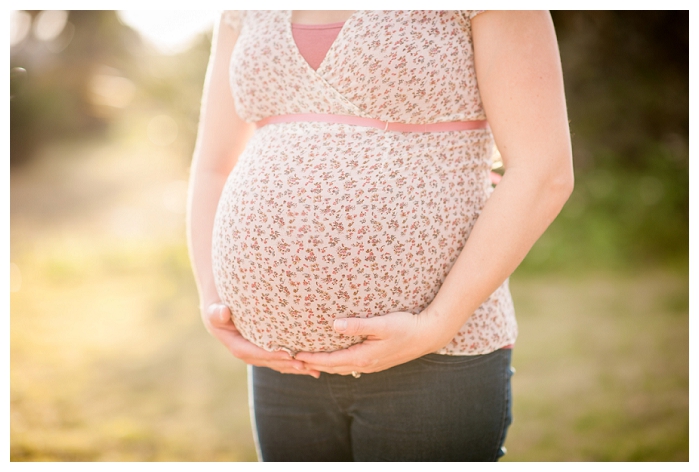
top-left (504, 270), bottom-right (688, 461)
top-left (10, 140), bottom-right (688, 461)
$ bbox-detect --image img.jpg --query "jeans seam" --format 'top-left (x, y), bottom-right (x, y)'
top-left (248, 366), bottom-right (264, 462)
top-left (326, 375), bottom-right (349, 414)
top-left (493, 354), bottom-right (510, 461)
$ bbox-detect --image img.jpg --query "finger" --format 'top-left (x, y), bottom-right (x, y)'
top-left (215, 328), bottom-right (293, 361)
top-left (217, 304), bottom-right (231, 323)
top-left (207, 306), bottom-right (237, 331)
top-left (333, 316), bottom-right (385, 337)
top-left (301, 363), bottom-right (356, 375)
top-left (262, 360), bottom-right (321, 378)
top-left (205, 314), bottom-right (321, 379)
top-left (288, 364), bottom-right (322, 378)
top-left (295, 343), bottom-right (366, 368)
top-left (207, 303), bottom-right (231, 324)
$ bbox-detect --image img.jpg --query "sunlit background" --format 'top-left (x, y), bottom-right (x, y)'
top-left (10, 10), bottom-right (688, 461)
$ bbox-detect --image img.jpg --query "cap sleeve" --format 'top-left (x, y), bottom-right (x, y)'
top-left (221, 10), bottom-right (244, 35)
top-left (455, 11), bottom-right (485, 31)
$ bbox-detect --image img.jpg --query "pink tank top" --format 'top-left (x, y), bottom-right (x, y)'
top-left (291, 21), bottom-right (345, 71)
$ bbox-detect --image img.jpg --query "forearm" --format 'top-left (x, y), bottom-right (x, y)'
top-left (423, 163), bottom-right (573, 350)
top-left (418, 10), bottom-right (575, 350)
top-left (187, 166), bottom-right (230, 308)
top-left (187, 15), bottom-right (255, 310)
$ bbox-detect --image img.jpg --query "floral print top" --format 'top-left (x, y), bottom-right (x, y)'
top-left (212, 10), bottom-right (517, 356)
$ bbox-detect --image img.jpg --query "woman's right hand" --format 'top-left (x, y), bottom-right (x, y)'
top-left (202, 303), bottom-right (321, 378)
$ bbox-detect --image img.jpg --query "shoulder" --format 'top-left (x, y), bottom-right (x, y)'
top-left (221, 10), bottom-right (246, 34)
top-left (462, 10), bottom-right (485, 20)
top-left (453, 10), bottom-right (486, 33)
top-left (455, 10), bottom-right (486, 23)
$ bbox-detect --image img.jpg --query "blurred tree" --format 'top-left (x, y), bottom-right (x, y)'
top-left (520, 11), bottom-right (689, 271)
top-left (10, 10), bottom-right (688, 269)
top-left (551, 11), bottom-right (688, 170)
top-left (10, 10), bottom-right (213, 167)
top-left (10, 10), bottom-right (142, 166)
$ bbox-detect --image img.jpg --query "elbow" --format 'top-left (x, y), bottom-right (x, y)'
top-left (545, 160), bottom-right (575, 213)
top-left (500, 151), bottom-right (575, 213)
top-left (554, 166), bottom-right (575, 201)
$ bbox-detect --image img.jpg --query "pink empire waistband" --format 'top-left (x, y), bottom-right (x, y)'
top-left (255, 113), bottom-right (489, 133)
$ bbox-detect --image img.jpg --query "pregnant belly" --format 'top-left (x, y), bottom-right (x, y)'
top-left (212, 124), bottom-right (491, 354)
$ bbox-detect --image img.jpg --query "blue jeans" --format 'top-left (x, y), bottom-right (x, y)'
top-left (249, 348), bottom-right (514, 461)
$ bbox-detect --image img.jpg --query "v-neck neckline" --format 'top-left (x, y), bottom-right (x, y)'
top-left (285, 10), bottom-right (361, 76)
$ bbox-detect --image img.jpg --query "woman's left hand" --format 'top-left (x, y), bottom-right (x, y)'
top-left (295, 309), bottom-right (453, 376)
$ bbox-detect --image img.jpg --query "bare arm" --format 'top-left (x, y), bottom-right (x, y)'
top-left (187, 15), bottom-right (319, 377)
top-left (297, 10), bottom-right (574, 373)
top-left (188, 15), bottom-right (253, 309)
top-left (423, 10), bottom-right (574, 340)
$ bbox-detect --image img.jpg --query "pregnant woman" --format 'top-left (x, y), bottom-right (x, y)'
top-left (187, 10), bottom-right (573, 461)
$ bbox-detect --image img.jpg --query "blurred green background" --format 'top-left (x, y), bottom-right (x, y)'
top-left (10, 10), bottom-right (688, 461)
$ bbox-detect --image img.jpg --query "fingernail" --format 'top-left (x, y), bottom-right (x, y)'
top-left (334, 319), bottom-right (347, 332)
